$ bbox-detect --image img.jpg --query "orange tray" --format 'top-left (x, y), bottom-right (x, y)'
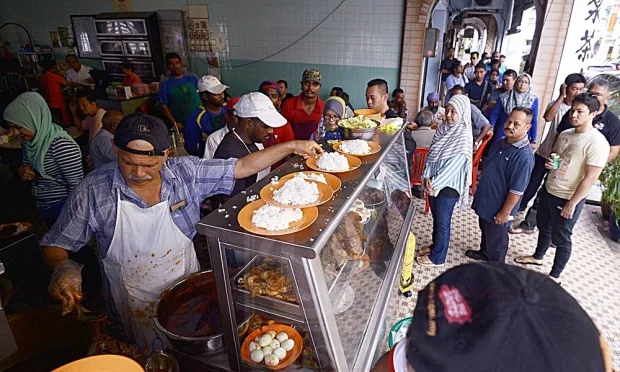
top-left (237, 200), bottom-right (318, 236)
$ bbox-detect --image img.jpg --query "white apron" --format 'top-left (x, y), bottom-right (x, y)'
top-left (102, 191), bottom-right (200, 347)
top-left (232, 130), bottom-right (270, 180)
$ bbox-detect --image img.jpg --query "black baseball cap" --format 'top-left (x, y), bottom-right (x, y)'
top-left (406, 263), bottom-right (606, 371)
top-left (114, 113), bottom-right (171, 156)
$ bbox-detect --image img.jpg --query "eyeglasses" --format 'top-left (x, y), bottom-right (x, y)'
top-left (324, 114), bottom-right (340, 121)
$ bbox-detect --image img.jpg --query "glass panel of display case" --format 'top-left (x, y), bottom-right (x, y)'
top-left (320, 134), bottom-right (411, 369)
top-left (222, 244), bottom-right (320, 371)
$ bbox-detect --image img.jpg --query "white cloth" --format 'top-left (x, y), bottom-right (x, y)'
top-left (102, 190), bottom-right (200, 346)
top-left (66, 64), bottom-right (93, 85)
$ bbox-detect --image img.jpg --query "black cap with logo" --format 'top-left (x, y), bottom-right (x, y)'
top-left (406, 262), bottom-right (605, 372)
top-left (114, 113), bottom-right (171, 156)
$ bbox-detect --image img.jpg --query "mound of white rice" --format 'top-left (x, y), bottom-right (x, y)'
top-left (252, 204), bottom-right (303, 231)
top-left (340, 140), bottom-right (371, 155)
top-left (295, 172), bottom-right (327, 184)
top-left (273, 176), bottom-right (320, 205)
top-left (316, 152), bottom-right (349, 171)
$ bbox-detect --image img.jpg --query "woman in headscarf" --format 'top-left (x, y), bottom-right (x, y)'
top-left (4, 92), bottom-right (83, 227)
top-left (313, 96), bottom-right (349, 142)
top-left (489, 72), bottom-right (539, 146)
top-left (417, 95), bottom-right (473, 267)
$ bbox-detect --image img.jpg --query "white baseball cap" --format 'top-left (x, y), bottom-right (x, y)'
top-left (197, 75), bottom-right (229, 94)
top-left (235, 92), bottom-right (287, 128)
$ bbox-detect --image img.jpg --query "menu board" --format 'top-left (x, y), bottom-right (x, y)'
top-left (70, 15), bottom-right (101, 59)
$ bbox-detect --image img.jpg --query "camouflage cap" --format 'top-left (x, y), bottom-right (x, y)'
top-left (302, 69), bottom-right (322, 84)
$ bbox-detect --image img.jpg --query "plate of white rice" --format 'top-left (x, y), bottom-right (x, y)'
top-left (260, 176), bottom-right (334, 208)
top-left (334, 140), bottom-right (381, 156)
top-left (280, 171), bottom-right (342, 191)
top-left (238, 200), bottom-right (318, 236)
top-left (306, 152), bottom-right (362, 173)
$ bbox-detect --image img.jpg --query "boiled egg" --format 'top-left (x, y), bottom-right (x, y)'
top-left (273, 347), bottom-right (287, 360)
top-left (281, 338), bottom-right (295, 351)
top-left (258, 334), bottom-right (273, 347)
top-left (265, 353), bottom-right (280, 366)
top-left (269, 339), bottom-right (280, 349)
top-left (276, 332), bottom-right (289, 342)
top-left (250, 349), bottom-right (264, 363)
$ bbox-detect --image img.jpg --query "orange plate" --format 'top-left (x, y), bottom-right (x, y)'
top-left (53, 355), bottom-right (144, 372)
top-left (306, 153), bottom-right (362, 173)
top-left (0, 222), bottom-right (32, 239)
top-left (260, 179), bottom-right (333, 208)
top-left (279, 171), bottom-right (342, 192)
top-left (333, 141), bottom-right (381, 157)
top-left (241, 324), bottom-right (303, 370)
top-left (238, 200), bottom-right (318, 236)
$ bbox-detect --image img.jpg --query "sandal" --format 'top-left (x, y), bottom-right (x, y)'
top-left (509, 226), bottom-right (536, 235)
top-left (418, 246), bottom-right (431, 256)
top-left (416, 255), bottom-right (444, 267)
top-left (514, 255), bottom-right (543, 266)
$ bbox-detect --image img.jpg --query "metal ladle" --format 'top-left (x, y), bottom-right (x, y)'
top-left (75, 302), bottom-right (107, 322)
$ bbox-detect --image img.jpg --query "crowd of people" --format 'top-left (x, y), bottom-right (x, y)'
top-left (2, 44), bottom-right (619, 368)
top-left (409, 48), bottom-right (620, 288)
top-left (0, 50), bottom-right (418, 347)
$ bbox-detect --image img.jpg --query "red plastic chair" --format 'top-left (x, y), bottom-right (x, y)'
top-left (471, 131), bottom-right (494, 195)
top-left (411, 148), bottom-right (430, 214)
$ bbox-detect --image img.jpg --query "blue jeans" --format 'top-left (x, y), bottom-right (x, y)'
top-left (534, 188), bottom-right (585, 278)
top-left (429, 194), bottom-right (459, 264)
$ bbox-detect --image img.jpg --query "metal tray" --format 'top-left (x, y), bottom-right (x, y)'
top-left (232, 255), bottom-right (303, 317)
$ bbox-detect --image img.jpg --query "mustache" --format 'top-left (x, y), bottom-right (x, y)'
top-left (126, 174), bottom-right (153, 182)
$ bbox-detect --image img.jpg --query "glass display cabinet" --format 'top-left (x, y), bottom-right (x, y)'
top-left (190, 127), bottom-right (416, 371)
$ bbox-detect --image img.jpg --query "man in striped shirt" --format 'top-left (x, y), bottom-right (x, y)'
top-left (40, 112), bottom-right (322, 344)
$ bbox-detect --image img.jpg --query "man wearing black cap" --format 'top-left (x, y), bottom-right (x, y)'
top-left (39, 112), bottom-right (322, 346)
top-left (371, 263), bottom-right (614, 372)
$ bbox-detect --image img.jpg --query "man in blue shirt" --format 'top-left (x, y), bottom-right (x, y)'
top-left (40, 113), bottom-right (322, 345)
top-left (184, 75), bottom-right (228, 156)
top-left (158, 52), bottom-right (201, 130)
top-left (466, 107), bottom-right (535, 262)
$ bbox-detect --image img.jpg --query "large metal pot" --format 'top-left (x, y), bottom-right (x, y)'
top-left (340, 125), bottom-right (378, 141)
top-left (153, 270), bottom-right (249, 356)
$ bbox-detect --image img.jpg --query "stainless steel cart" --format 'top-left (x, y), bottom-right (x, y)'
top-left (194, 127), bottom-right (416, 371)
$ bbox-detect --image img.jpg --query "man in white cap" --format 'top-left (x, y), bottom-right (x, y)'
top-left (211, 92), bottom-right (286, 207)
top-left (184, 75), bottom-right (229, 156)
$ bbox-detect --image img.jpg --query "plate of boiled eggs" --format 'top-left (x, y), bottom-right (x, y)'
top-left (241, 324), bottom-right (303, 369)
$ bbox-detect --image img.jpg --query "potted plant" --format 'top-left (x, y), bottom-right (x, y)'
top-left (600, 157), bottom-right (620, 240)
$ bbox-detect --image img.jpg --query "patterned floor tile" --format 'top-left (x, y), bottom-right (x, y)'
top-left (383, 198), bottom-right (620, 369)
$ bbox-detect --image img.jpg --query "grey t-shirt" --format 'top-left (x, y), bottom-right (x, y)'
top-left (471, 104), bottom-right (490, 138)
top-left (89, 129), bottom-right (116, 169)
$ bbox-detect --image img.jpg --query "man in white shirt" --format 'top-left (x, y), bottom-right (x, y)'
top-left (515, 93), bottom-right (610, 283)
top-left (511, 73), bottom-right (586, 234)
top-left (65, 54), bottom-right (93, 85)
top-left (71, 92), bottom-right (106, 141)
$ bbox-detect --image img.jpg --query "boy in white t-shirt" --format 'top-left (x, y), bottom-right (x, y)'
top-left (515, 93), bottom-right (610, 283)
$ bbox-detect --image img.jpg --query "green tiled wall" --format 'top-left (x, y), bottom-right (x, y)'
top-left (191, 58), bottom-right (400, 110)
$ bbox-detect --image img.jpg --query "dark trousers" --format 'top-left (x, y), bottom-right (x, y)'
top-left (429, 194), bottom-right (459, 264)
top-left (519, 154), bottom-right (548, 211)
top-left (479, 217), bottom-right (510, 263)
top-left (533, 188), bottom-right (585, 278)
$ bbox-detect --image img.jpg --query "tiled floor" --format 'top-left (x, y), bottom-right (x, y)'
top-left (383, 197), bottom-right (620, 369)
